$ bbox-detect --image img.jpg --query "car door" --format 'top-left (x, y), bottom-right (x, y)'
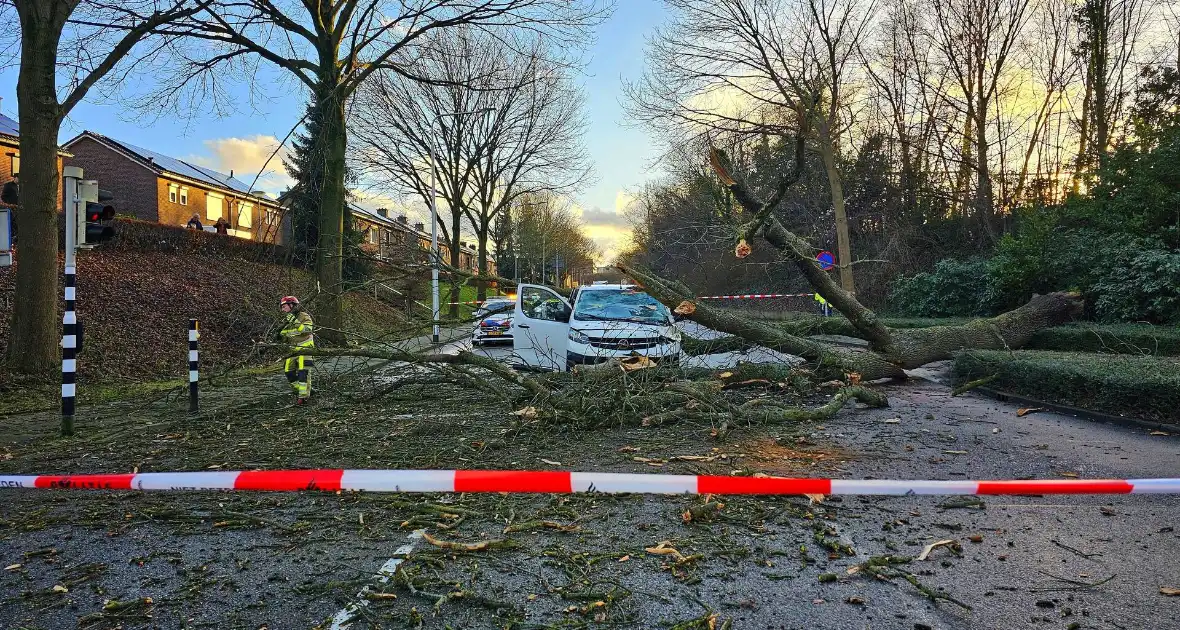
top-left (511, 284), bottom-right (571, 370)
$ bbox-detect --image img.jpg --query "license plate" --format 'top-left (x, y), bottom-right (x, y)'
top-left (487, 330), bottom-right (503, 336)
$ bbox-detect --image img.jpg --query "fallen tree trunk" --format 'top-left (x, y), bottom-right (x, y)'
top-left (622, 264), bottom-right (906, 380)
top-left (660, 147), bottom-right (1085, 378)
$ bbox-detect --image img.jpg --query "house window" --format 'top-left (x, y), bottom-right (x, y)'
top-left (10, 154), bottom-right (18, 177)
top-left (368, 228), bottom-right (378, 244)
top-left (265, 208), bottom-right (279, 224)
top-left (168, 183), bottom-right (178, 203)
top-left (179, 187), bottom-right (188, 205)
top-left (206, 192), bottom-right (223, 221)
top-left (238, 201), bottom-right (252, 228)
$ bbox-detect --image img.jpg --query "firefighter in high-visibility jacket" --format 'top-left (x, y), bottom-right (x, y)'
top-left (279, 296), bottom-right (314, 404)
top-left (814, 292), bottom-right (832, 317)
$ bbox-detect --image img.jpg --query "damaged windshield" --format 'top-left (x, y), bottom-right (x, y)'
top-left (572, 288), bottom-right (671, 325)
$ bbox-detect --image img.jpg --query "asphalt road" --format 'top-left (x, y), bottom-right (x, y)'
top-left (2, 333), bottom-right (1178, 629)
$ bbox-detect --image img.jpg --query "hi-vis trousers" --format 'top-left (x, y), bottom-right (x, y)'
top-left (284, 340), bottom-right (314, 398)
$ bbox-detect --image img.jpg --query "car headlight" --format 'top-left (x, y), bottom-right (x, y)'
top-left (569, 329), bottom-right (591, 344)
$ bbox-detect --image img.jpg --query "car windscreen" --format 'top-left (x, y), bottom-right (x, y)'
top-left (477, 300), bottom-right (513, 315)
top-left (572, 289), bottom-right (670, 325)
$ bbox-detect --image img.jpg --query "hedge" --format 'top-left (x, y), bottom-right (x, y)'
top-left (108, 218), bottom-right (300, 265)
top-left (754, 312), bottom-right (1180, 355)
top-left (952, 350), bottom-right (1180, 424)
top-left (1026, 323), bottom-right (1180, 356)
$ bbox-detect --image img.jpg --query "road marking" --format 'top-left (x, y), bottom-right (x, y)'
top-left (328, 529), bottom-right (425, 629)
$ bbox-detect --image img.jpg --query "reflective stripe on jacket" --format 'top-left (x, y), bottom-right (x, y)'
top-left (282, 311), bottom-right (314, 346)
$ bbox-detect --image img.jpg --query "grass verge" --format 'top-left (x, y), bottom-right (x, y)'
top-left (952, 350), bottom-right (1180, 424)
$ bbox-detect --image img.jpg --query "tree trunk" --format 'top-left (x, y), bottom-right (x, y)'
top-left (886, 292), bottom-right (1083, 368)
top-left (449, 211), bottom-right (462, 318)
top-left (476, 230), bottom-right (489, 303)
top-left (7, 3), bottom-right (67, 373)
top-left (621, 264), bottom-right (904, 381)
top-left (315, 86), bottom-right (346, 345)
top-left (817, 129), bottom-right (855, 294)
top-left (1075, 54), bottom-right (1093, 192)
top-left (625, 261), bottom-right (1081, 380)
top-left (973, 105), bottom-right (995, 239)
top-left (954, 114), bottom-right (974, 218)
top-left (671, 146), bottom-right (1085, 380)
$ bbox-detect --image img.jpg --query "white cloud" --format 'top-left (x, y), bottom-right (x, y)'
top-left (576, 189), bottom-right (636, 264)
top-left (185, 134), bottom-right (295, 194)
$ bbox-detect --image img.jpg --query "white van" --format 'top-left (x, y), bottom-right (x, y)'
top-left (510, 283), bottom-right (682, 370)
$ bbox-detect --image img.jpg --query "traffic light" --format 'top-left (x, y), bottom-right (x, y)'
top-left (76, 181), bottom-right (115, 245)
top-left (1, 180), bottom-right (17, 205)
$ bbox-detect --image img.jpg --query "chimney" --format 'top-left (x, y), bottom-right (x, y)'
top-left (397, 215), bottom-right (407, 224)
top-left (414, 222), bottom-right (425, 232)
top-left (229, 169), bottom-right (234, 179)
top-left (377, 207), bottom-right (390, 218)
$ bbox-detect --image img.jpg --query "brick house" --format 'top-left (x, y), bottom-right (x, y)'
top-left (280, 195), bottom-right (494, 274)
top-left (0, 112), bottom-right (66, 210)
top-left (62, 131), bottom-right (283, 242)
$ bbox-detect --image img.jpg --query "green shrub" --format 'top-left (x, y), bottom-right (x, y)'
top-left (953, 350), bottom-right (1180, 424)
top-left (1027, 323), bottom-right (1180, 355)
top-left (1090, 247), bottom-right (1180, 324)
top-left (984, 207), bottom-right (1062, 311)
top-left (108, 218), bottom-right (297, 265)
top-left (888, 258), bottom-right (991, 317)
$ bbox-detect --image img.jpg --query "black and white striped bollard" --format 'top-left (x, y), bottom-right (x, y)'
top-left (189, 319), bottom-right (199, 413)
top-left (61, 265), bottom-right (77, 436)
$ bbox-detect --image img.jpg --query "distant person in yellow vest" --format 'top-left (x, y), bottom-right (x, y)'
top-left (814, 292), bottom-right (832, 317)
top-left (279, 296), bottom-right (314, 405)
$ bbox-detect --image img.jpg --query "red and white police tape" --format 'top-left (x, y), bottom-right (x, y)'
top-left (697, 293), bottom-right (814, 300)
top-left (2, 469), bottom-right (1178, 495)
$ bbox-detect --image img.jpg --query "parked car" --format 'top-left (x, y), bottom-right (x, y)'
top-left (509, 283), bottom-right (681, 370)
top-left (472, 298), bottom-right (514, 346)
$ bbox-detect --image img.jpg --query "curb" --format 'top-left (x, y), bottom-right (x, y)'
top-left (972, 386), bottom-right (1177, 434)
top-left (908, 365), bottom-right (1176, 435)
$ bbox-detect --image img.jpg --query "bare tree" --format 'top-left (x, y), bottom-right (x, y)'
top-left (928, 0), bottom-right (1035, 239)
top-left (350, 28), bottom-right (495, 316)
top-left (512, 192), bottom-right (597, 285)
top-left (2, 0), bottom-right (204, 373)
top-left (352, 29), bottom-right (591, 304)
top-left (150, 0), bottom-right (602, 342)
top-left (1074, 0), bottom-right (1156, 182)
top-left (1011, 0), bottom-right (1080, 205)
top-left (627, 0), bottom-right (874, 295)
top-left (464, 44), bottom-right (592, 301)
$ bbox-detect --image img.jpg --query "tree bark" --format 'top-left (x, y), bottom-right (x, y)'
top-left (816, 129), bottom-right (856, 294)
top-left (449, 210), bottom-right (462, 318)
top-left (7, 2), bottom-right (70, 373)
top-left (653, 146), bottom-right (1087, 380)
top-left (886, 292), bottom-right (1083, 368)
top-left (973, 104), bottom-right (995, 239)
top-left (620, 264), bottom-right (906, 381)
top-left (314, 85), bottom-right (346, 345)
top-left (954, 115), bottom-right (974, 217)
top-left (476, 231), bottom-right (489, 302)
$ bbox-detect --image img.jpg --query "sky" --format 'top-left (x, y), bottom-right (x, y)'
top-left (0, 1), bottom-right (668, 264)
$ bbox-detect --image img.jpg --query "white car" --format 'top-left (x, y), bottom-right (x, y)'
top-left (509, 283), bottom-right (681, 370)
top-left (472, 298), bottom-right (514, 346)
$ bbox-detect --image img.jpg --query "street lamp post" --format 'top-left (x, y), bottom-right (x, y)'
top-left (428, 107), bottom-right (493, 343)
